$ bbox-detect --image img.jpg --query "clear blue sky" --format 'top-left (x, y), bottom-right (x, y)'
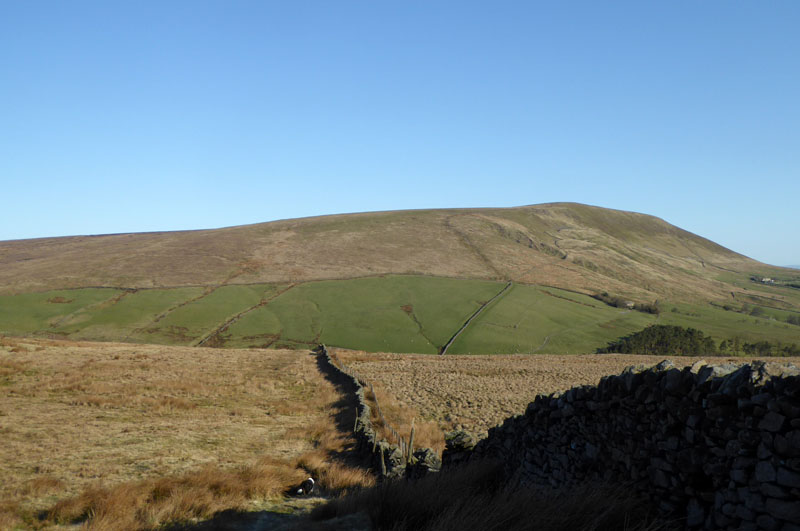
top-left (2, 1), bottom-right (798, 266)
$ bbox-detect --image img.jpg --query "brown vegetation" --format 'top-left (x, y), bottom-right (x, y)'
top-left (337, 349), bottom-right (800, 438)
top-left (0, 203), bottom-right (781, 304)
top-left (330, 348), bottom-right (445, 454)
top-left (0, 337), bottom-right (373, 529)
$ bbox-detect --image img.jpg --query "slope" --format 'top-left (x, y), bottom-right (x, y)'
top-left (0, 203), bottom-right (789, 304)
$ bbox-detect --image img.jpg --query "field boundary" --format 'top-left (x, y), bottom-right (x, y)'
top-left (440, 281), bottom-right (513, 354)
top-left (319, 346), bottom-right (440, 479)
top-left (195, 284), bottom-right (296, 347)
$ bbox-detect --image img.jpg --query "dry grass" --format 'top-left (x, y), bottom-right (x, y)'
top-left (309, 460), bottom-right (672, 531)
top-left (0, 204), bottom-right (773, 306)
top-left (0, 337), bottom-right (373, 529)
top-left (338, 349), bottom-right (800, 439)
top-left (366, 381), bottom-right (444, 455)
top-left (47, 458), bottom-right (305, 529)
top-left (331, 348), bottom-right (445, 454)
top-left (295, 451), bottom-right (374, 493)
top-left (45, 458), bottom-right (307, 530)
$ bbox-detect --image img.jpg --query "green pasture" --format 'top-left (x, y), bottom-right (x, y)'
top-left (448, 284), bottom-right (656, 354)
top-left (0, 288), bottom-right (121, 335)
top-left (1, 275), bottom-right (798, 353)
top-left (657, 302), bottom-right (800, 345)
top-left (223, 276), bottom-right (503, 352)
top-left (51, 287), bottom-right (205, 342)
top-left (126, 284), bottom-right (282, 345)
top-left (713, 272), bottom-right (800, 309)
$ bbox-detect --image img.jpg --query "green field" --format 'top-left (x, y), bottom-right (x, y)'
top-left (51, 287), bottom-right (206, 342)
top-left (448, 284), bottom-right (656, 354)
top-left (223, 276), bottom-right (503, 352)
top-left (657, 302), bottom-right (800, 345)
top-left (0, 288), bottom-right (121, 334)
top-left (1, 276), bottom-right (799, 354)
top-left (126, 284), bottom-right (282, 345)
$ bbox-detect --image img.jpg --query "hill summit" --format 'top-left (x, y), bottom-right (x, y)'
top-left (0, 203), bottom-right (781, 302)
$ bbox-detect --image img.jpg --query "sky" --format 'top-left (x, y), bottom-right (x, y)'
top-left (1, 1), bottom-right (798, 266)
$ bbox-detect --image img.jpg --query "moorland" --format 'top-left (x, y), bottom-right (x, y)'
top-left (2, 203), bottom-right (799, 355)
top-left (2, 202), bottom-right (800, 529)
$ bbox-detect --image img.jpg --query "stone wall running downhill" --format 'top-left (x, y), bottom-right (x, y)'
top-left (317, 345), bottom-right (441, 480)
top-left (444, 360), bottom-right (800, 531)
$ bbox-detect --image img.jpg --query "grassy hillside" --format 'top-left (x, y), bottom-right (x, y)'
top-left (1, 203), bottom-right (798, 354)
top-left (2, 276), bottom-right (798, 354)
top-left (2, 203), bottom-right (794, 303)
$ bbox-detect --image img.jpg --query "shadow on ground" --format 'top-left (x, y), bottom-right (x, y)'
top-left (164, 497), bottom-right (371, 531)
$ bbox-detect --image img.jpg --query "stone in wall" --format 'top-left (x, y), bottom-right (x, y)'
top-left (319, 346), bottom-right (441, 481)
top-left (459, 360), bottom-right (800, 531)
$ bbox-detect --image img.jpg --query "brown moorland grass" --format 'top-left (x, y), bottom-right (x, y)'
top-left (337, 349), bottom-right (800, 439)
top-left (329, 348), bottom-right (445, 455)
top-left (0, 337), bottom-right (373, 529)
top-left (1, 203), bottom-right (787, 306)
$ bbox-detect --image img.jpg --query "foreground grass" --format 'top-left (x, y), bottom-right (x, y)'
top-left (308, 460), bottom-right (671, 531)
top-left (0, 338), bottom-right (373, 529)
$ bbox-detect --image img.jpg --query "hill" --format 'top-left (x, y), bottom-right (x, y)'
top-left (1, 203), bottom-right (799, 354)
top-left (0, 202), bottom-right (787, 299)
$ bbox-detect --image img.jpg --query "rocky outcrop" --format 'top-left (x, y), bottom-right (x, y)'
top-left (445, 360), bottom-right (800, 530)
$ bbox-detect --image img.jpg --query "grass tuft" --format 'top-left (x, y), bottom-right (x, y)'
top-left (46, 459), bottom-right (310, 529)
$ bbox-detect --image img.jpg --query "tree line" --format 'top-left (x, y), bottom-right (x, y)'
top-left (597, 324), bottom-right (800, 357)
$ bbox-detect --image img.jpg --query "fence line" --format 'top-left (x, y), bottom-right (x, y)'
top-left (319, 345), bottom-right (439, 479)
top-left (329, 349), bottom-right (405, 450)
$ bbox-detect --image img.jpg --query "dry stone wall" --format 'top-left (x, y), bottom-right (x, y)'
top-left (318, 345), bottom-right (441, 480)
top-left (447, 360), bottom-right (800, 531)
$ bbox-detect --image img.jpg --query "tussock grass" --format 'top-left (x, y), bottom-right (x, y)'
top-left (310, 461), bottom-right (671, 531)
top-left (1, 338), bottom-right (375, 529)
top-left (339, 350), bottom-right (800, 438)
top-left (295, 451), bottom-right (374, 493)
top-left (292, 413), bottom-right (376, 494)
top-left (366, 382), bottom-right (444, 454)
top-left (47, 458), bottom-right (308, 530)
top-left (332, 347), bottom-right (445, 454)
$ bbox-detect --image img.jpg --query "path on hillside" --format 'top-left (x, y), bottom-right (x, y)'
top-left (440, 281), bottom-right (513, 355)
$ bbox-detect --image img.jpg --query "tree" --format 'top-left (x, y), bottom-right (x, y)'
top-left (597, 325), bottom-right (717, 356)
